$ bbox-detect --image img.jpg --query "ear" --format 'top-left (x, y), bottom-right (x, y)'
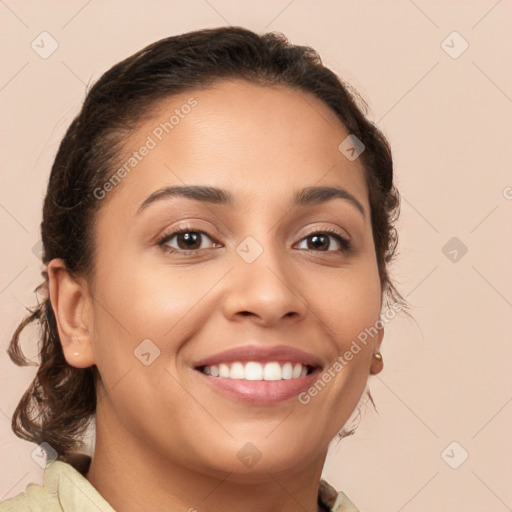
top-left (47, 258), bottom-right (95, 368)
top-left (369, 327), bottom-right (384, 375)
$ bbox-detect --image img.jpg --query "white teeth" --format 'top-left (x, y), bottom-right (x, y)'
top-left (229, 362), bottom-right (245, 379)
top-left (244, 362), bottom-right (263, 380)
top-left (219, 363), bottom-right (230, 378)
top-left (292, 363), bottom-right (303, 379)
top-left (263, 362), bottom-right (281, 381)
top-left (200, 361), bottom-right (310, 380)
top-left (282, 362), bottom-right (293, 379)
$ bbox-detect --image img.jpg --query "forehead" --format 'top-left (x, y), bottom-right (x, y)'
top-left (97, 79), bottom-right (369, 218)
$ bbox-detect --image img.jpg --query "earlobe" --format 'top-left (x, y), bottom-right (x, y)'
top-left (47, 258), bottom-right (95, 369)
top-left (369, 327), bottom-right (384, 375)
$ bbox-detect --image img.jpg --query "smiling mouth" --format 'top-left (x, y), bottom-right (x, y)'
top-left (196, 361), bottom-right (315, 381)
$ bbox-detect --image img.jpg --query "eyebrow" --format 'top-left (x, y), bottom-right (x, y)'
top-left (136, 185), bottom-right (365, 218)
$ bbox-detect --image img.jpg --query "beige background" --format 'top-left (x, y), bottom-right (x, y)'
top-left (1, 1), bottom-right (511, 510)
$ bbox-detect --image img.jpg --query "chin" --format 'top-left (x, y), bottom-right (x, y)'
top-left (195, 434), bottom-right (324, 480)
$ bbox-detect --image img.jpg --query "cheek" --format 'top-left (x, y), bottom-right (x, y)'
top-left (89, 259), bottom-right (211, 371)
top-left (301, 262), bottom-right (381, 432)
top-left (316, 260), bottom-right (382, 347)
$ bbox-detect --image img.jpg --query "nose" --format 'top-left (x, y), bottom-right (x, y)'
top-left (220, 236), bottom-right (307, 327)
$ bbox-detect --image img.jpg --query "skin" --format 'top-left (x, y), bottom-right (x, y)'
top-left (48, 79), bottom-right (384, 512)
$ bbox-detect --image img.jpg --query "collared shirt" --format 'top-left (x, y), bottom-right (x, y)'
top-left (0, 455), bottom-right (360, 512)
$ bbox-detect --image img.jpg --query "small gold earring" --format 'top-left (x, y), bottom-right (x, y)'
top-left (374, 352), bottom-right (383, 360)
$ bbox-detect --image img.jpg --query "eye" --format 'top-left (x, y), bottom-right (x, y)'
top-left (157, 225), bottom-right (351, 255)
top-left (295, 228), bottom-right (351, 252)
top-left (157, 226), bottom-right (221, 254)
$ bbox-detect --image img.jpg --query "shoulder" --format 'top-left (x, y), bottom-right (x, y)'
top-left (0, 462), bottom-right (66, 512)
top-left (0, 493), bottom-right (28, 512)
top-left (0, 456), bottom-right (114, 512)
top-left (318, 479), bottom-right (361, 512)
top-left (1, 457), bottom-right (357, 512)
top-left (0, 462), bottom-right (64, 512)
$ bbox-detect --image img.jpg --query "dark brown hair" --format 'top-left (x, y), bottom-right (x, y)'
top-left (8, 26), bottom-right (403, 458)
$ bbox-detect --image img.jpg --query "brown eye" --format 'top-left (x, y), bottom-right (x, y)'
top-left (309, 234), bottom-right (329, 251)
top-left (174, 232), bottom-right (202, 251)
top-left (158, 227), bottom-right (219, 253)
top-left (296, 230), bottom-right (351, 252)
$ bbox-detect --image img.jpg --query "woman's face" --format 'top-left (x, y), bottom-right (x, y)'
top-left (73, 80), bottom-right (383, 478)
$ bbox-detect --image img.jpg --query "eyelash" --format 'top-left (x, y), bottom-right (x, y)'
top-left (156, 224), bottom-right (352, 255)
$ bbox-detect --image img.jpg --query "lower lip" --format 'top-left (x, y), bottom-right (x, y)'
top-left (194, 368), bottom-right (322, 404)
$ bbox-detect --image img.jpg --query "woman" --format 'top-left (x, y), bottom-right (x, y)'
top-left (2, 26), bottom-right (404, 512)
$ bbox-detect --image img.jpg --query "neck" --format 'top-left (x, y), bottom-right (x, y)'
top-left (86, 420), bottom-right (327, 512)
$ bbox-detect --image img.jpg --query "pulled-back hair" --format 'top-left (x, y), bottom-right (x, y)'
top-left (8, 26), bottom-right (403, 459)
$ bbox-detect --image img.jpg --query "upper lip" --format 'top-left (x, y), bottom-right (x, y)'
top-left (193, 344), bottom-right (324, 369)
